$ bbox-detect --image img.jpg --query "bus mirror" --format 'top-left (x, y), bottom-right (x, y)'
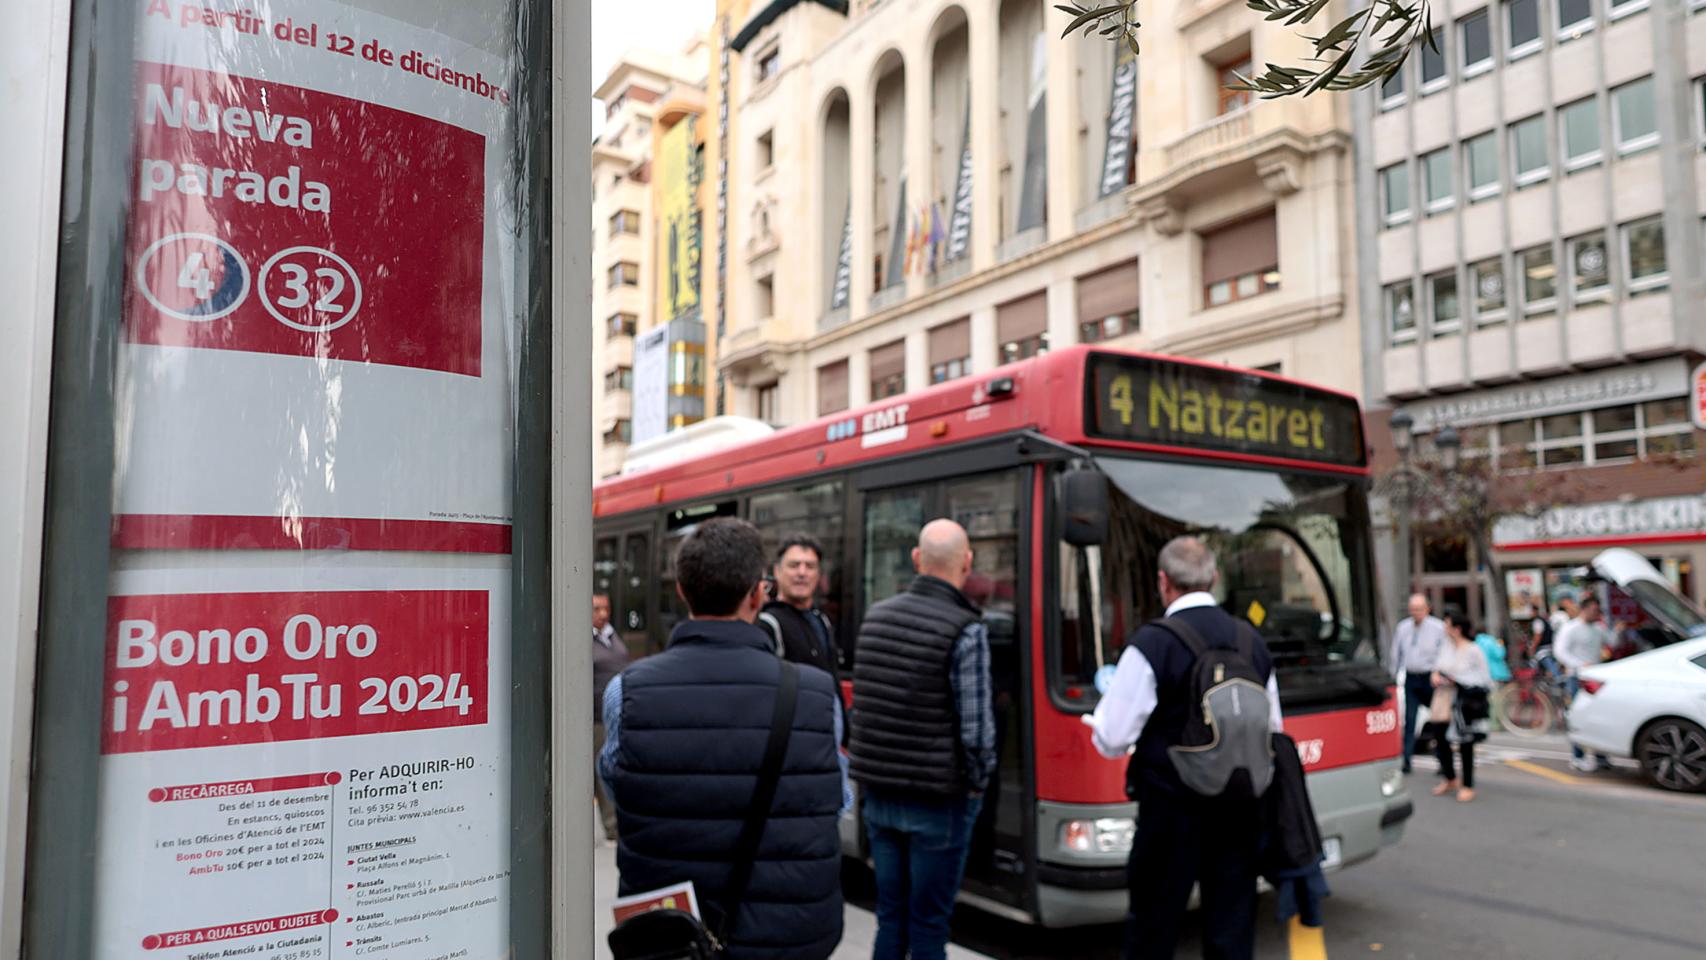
top-left (1059, 468), bottom-right (1109, 547)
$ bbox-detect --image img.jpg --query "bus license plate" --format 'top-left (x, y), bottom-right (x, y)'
top-left (1321, 837), bottom-right (1342, 870)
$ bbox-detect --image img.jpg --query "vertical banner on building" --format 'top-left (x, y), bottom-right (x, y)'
top-left (657, 118), bottom-right (701, 324)
top-left (944, 95), bottom-right (973, 264)
top-left (1098, 48), bottom-right (1137, 198)
top-left (97, 1), bottom-right (524, 955)
top-left (884, 178), bottom-right (907, 291)
top-left (632, 325), bottom-right (671, 444)
top-left (1014, 32), bottom-right (1049, 234)
top-left (829, 201), bottom-right (853, 311)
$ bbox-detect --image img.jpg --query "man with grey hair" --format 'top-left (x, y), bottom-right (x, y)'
top-left (1085, 535), bottom-right (1281, 960)
top-left (848, 518), bottom-right (996, 960)
top-left (1391, 593), bottom-right (1445, 774)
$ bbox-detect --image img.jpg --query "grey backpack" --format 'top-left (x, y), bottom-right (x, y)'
top-left (1155, 616), bottom-right (1275, 799)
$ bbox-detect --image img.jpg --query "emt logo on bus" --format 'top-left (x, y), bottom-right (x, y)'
top-left (1085, 354), bottom-right (1367, 467)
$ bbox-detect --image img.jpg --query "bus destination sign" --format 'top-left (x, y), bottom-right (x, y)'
top-left (1085, 354), bottom-right (1367, 467)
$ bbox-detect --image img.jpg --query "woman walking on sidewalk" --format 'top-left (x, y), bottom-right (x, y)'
top-left (1426, 611), bottom-right (1493, 803)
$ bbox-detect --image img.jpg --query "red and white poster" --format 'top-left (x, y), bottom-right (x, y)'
top-left (116, 0), bottom-right (519, 544)
top-left (96, 2), bottom-right (521, 956)
top-left (95, 562), bottom-right (512, 958)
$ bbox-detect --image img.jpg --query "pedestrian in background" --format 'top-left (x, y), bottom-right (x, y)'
top-left (1086, 536), bottom-right (1282, 960)
top-left (1556, 594), bottom-right (1624, 772)
top-left (591, 591), bottom-right (628, 844)
top-left (1425, 611), bottom-right (1492, 803)
top-left (759, 533), bottom-right (842, 686)
top-left (1391, 594), bottom-right (1446, 775)
top-left (600, 518), bottom-right (846, 960)
top-left (848, 519), bottom-right (995, 960)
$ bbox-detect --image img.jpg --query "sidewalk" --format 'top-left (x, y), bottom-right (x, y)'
top-left (592, 831), bottom-right (991, 959)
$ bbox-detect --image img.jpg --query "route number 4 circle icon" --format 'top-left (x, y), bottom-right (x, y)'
top-left (259, 245), bottom-right (365, 333)
top-left (134, 232), bottom-right (252, 323)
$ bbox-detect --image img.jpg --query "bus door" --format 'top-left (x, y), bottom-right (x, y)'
top-left (853, 466), bottom-right (1034, 914)
top-left (595, 525), bottom-right (657, 656)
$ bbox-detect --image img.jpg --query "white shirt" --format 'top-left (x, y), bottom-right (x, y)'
top-left (1085, 592), bottom-right (1285, 759)
top-left (1554, 617), bottom-right (1609, 673)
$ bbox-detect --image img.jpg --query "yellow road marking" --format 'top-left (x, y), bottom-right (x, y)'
top-left (1503, 758), bottom-right (1590, 786)
top-left (1288, 917), bottom-right (1328, 960)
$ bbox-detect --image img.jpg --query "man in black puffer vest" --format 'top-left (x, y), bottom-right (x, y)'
top-left (1084, 536), bottom-right (1282, 960)
top-left (599, 517), bottom-right (846, 960)
top-left (849, 519), bottom-right (996, 960)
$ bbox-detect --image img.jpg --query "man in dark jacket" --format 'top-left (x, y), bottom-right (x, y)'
top-left (759, 533), bottom-right (842, 686)
top-left (599, 518), bottom-right (847, 960)
top-left (591, 591), bottom-right (628, 842)
top-left (848, 519), bottom-right (995, 960)
top-left (1084, 536), bottom-right (1282, 960)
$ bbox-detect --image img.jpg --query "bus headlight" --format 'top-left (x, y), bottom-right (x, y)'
top-left (1381, 767), bottom-right (1404, 798)
top-left (1060, 817), bottom-right (1135, 855)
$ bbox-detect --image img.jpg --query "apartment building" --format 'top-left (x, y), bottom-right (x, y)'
top-left (1356, 0), bottom-right (1706, 615)
top-left (709, 0), bottom-right (1364, 428)
top-left (591, 42), bottom-right (710, 478)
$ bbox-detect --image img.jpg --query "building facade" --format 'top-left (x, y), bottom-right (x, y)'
top-left (709, 0), bottom-right (1365, 429)
top-left (591, 43), bottom-right (710, 478)
top-left (1355, 0), bottom-right (1706, 620)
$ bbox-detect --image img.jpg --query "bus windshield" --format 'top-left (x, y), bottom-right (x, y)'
top-left (1055, 456), bottom-right (1387, 710)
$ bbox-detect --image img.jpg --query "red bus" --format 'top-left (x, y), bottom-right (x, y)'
top-left (592, 346), bottom-right (1410, 926)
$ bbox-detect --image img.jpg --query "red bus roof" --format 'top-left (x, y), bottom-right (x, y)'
top-left (593, 345), bottom-right (1368, 518)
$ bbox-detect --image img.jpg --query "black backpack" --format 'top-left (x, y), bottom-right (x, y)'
top-left (1154, 616), bottom-right (1276, 800)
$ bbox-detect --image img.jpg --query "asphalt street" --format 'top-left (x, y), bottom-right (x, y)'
top-left (917, 732), bottom-right (1706, 959)
top-left (593, 733), bottom-right (1706, 958)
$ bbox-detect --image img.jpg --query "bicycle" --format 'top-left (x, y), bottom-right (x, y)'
top-left (1494, 649), bottom-right (1571, 738)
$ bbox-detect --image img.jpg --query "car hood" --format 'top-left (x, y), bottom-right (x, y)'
top-left (1591, 548), bottom-right (1706, 642)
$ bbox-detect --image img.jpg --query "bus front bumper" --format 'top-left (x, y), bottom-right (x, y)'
top-left (1032, 760), bottom-right (1411, 927)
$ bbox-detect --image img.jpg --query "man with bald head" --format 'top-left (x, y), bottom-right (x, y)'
top-left (1391, 593), bottom-right (1446, 774)
top-left (848, 518), bottom-right (995, 960)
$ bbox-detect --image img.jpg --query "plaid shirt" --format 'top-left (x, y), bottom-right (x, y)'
top-left (951, 620), bottom-right (998, 793)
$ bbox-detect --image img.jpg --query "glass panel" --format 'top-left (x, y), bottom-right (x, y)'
top-left (1208, 280), bottom-right (1232, 305)
top-left (1381, 69), bottom-right (1405, 101)
top-left (1543, 444), bottom-right (1585, 467)
top-left (1644, 398), bottom-right (1690, 426)
top-left (1541, 413), bottom-right (1584, 440)
top-left (595, 537), bottom-right (620, 606)
top-left (1501, 419), bottom-right (1536, 446)
top-left (1509, 0), bottom-right (1541, 47)
top-left (1424, 149), bottom-right (1454, 205)
top-left (1571, 233), bottom-right (1609, 296)
top-left (1462, 12), bottom-right (1492, 66)
top-left (863, 486), bottom-right (928, 609)
top-left (1561, 99), bottom-right (1600, 163)
top-left (1595, 439), bottom-right (1638, 461)
top-left (1616, 78), bottom-right (1657, 147)
top-left (1236, 273), bottom-right (1260, 297)
top-left (1627, 219), bottom-right (1667, 282)
top-left (1594, 405), bottom-right (1639, 433)
top-left (1558, 0), bottom-right (1592, 27)
top-left (1422, 531), bottom-right (1471, 572)
top-left (622, 533), bottom-right (652, 646)
top-left (1389, 281), bottom-right (1416, 334)
top-left (1089, 459), bottom-right (1383, 707)
top-left (1521, 246), bottom-right (1557, 307)
top-left (1646, 431), bottom-right (1696, 457)
top-left (751, 480), bottom-right (847, 654)
top-left (1431, 273), bottom-right (1460, 329)
top-left (1513, 117), bottom-right (1548, 177)
top-left (1472, 258), bottom-right (1506, 318)
top-left (1421, 30), bottom-right (1447, 84)
top-left (1468, 133), bottom-right (1499, 192)
top-left (1383, 164), bottom-right (1410, 218)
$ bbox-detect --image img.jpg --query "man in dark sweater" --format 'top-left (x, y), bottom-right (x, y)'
top-left (1084, 536), bottom-right (1282, 960)
top-left (759, 533), bottom-right (842, 686)
top-left (599, 518), bottom-right (847, 960)
top-left (848, 519), bottom-right (995, 960)
top-left (590, 591), bottom-right (628, 842)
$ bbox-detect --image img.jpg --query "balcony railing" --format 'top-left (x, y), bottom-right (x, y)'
top-left (1163, 107), bottom-right (1255, 170)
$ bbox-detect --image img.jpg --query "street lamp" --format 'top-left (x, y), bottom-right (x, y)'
top-left (1388, 410), bottom-right (1418, 611)
top-left (1390, 409), bottom-right (1414, 459)
top-left (1435, 424), bottom-right (1461, 472)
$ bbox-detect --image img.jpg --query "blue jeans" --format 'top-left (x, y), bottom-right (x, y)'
top-left (1402, 673), bottom-right (1434, 771)
top-left (1566, 677), bottom-right (1609, 764)
top-left (863, 791), bottom-right (983, 960)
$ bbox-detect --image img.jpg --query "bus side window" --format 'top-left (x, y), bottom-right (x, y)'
top-left (945, 474), bottom-right (1022, 647)
top-left (594, 537), bottom-right (618, 607)
top-left (621, 533), bottom-right (650, 652)
top-left (660, 501), bottom-right (738, 642)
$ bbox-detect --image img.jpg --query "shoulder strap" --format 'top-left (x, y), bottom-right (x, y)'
top-left (715, 660), bottom-right (799, 943)
top-left (757, 611), bottom-right (784, 657)
top-left (1153, 616), bottom-right (1210, 659)
top-left (1233, 620), bottom-right (1257, 661)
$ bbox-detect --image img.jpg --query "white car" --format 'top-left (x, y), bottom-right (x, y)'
top-left (1565, 549), bottom-right (1706, 793)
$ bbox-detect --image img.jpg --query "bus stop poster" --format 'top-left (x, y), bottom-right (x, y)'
top-left (94, 564), bottom-right (512, 958)
top-left (116, 0), bottom-right (518, 531)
